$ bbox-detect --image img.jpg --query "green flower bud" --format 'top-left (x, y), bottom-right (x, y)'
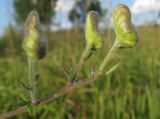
top-left (22, 10), bottom-right (47, 60)
top-left (85, 11), bottom-right (103, 50)
top-left (113, 4), bottom-right (138, 48)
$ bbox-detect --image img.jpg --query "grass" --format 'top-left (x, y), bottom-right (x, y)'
top-left (0, 26), bottom-right (160, 119)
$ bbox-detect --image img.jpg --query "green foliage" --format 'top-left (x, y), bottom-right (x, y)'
top-left (0, 3), bottom-right (160, 119)
top-left (0, 26), bottom-right (160, 118)
top-left (14, 0), bottom-right (56, 24)
top-left (0, 25), bottom-right (22, 57)
top-left (20, 93), bottom-right (29, 102)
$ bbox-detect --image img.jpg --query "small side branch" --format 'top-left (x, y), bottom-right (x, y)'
top-left (0, 106), bottom-right (27, 119)
top-left (0, 59), bottom-right (120, 119)
top-left (0, 71), bottom-right (104, 119)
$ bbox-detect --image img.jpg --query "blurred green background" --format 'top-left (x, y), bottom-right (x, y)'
top-left (0, 0), bottom-right (160, 119)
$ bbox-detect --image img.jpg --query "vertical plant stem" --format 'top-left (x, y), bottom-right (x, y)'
top-left (28, 58), bottom-right (37, 104)
top-left (70, 44), bottom-right (91, 83)
top-left (99, 39), bottom-right (119, 71)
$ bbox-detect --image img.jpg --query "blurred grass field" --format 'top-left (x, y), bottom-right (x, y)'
top-left (0, 26), bottom-right (160, 119)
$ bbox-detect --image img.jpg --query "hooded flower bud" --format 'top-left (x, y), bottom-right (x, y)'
top-left (85, 11), bottom-right (103, 50)
top-left (113, 4), bottom-right (138, 48)
top-left (22, 10), bottom-right (47, 60)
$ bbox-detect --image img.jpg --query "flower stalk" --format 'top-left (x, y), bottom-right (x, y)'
top-left (70, 11), bottom-right (104, 83)
top-left (70, 44), bottom-right (91, 83)
top-left (99, 39), bottom-right (119, 71)
top-left (28, 58), bottom-right (37, 104)
top-left (22, 10), bottom-right (47, 116)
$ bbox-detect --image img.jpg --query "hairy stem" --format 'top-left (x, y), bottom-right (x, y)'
top-left (0, 64), bottom-right (120, 119)
top-left (99, 39), bottom-right (119, 71)
top-left (70, 44), bottom-right (91, 83)
top-left (0, 40), bottom-right (122, 119)
top-left (28, 58), bottom-right (37, 104)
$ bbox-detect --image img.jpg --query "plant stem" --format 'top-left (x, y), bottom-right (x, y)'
top-left (0, 65), bottom-right (119, 119)
top-left (70, 44), bottom-right (91, 83)
top-left (99, 39), bottom-right (119, 71)
top-left (28, 58), bottom-right (37, 104)
top-left (0, 40), bottom-right (123, 119)
top-left (0, 45), bottom-right (121, 119)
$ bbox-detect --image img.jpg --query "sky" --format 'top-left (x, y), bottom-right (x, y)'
top-left (0, 0), bottom-right (14, 36)
top-left (0, 0), bottom-right (160, 36)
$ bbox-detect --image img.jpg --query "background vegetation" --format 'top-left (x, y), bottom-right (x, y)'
top-left (0, 25), bottom-right (160, 119)
top-left (0, 0), bottom-right (160, 118)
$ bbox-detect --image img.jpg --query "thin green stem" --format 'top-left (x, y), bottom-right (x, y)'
top-left (99, 39), bottom-right (119, 71)
top-left (70, 44), bottom-right (91, 83)
top-left (28, 59), bottom-right (37, 104)
top-left (0, 63), bottom-right (120, 119)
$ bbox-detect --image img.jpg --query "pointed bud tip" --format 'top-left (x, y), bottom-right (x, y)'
top-left (87, 11), bottom-right (98, 19)
top-left (85, 11), bottom-right (103, 50)
top-left (26, 10), bottom-right (39, 21)
top-left (25, 10), bottom-right (39, 30)
top-left (114, 4), bottom-right (130, 12)
top-left (86, 11), bottom-right (99, 29)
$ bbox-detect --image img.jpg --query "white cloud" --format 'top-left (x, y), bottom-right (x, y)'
top-left (131, 0), bottom-right (160, 14)
top-left (55, 0), bottom-right (76, 12)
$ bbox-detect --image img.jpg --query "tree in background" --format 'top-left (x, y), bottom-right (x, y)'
top-left (157, 12), bottom-right (160, 25)
top-left (69, 0), bottom-right (104, 33)
top-left (69, 6), bottom-right (81, 33)
top-left (14, 0), bottom-right (57, 25)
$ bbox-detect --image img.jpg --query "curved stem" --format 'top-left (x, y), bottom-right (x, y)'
top-left (99, 39), bottom-right (119, 71)
top-left (0, 43), bottom-right (122, 119)
top-left (0, 64), bottom-right (119, 119)
top-left (70, 44), bottom-right (91, 83)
